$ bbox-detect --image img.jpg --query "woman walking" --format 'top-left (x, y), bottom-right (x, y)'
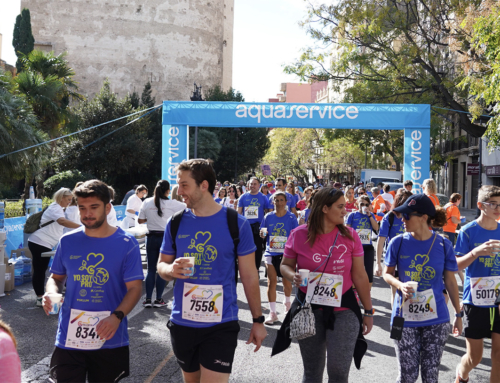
top-left (383, 194), bottom-right (462, 383)
top-left (281, 187), bottom-right (373, 383)
top-left (138, 180), bottom-right (186, 307)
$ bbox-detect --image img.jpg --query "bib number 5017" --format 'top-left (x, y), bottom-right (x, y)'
top-left (475, 288), bottom-right (499, 300)
top-left (190, 300), bottom-right (215, 312)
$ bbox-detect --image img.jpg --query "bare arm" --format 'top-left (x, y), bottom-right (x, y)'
top-left (451, 216), bottom-right (460, 224)
top-left (351, 256), bottom-right (373, 335)
top-left (157, 253), bottom-right (191, 282)
top-left (456, 240), bottom-right (500, 270)
top-left (291, 207), bottom-right (298, 218)
top-left (281, 256), bottom-right (302, 287)
top-left (56, 217), bottom-right (81, 229)
top-left (237, 207), bottom-right (243, 215)
top-left (138, 218), bottom-right (147, 224)
top-left (444, 270), bottom-right (463, 337)
top-left (375, 237), bottom-right (386, 277)
top-left (42, 273), bottom-right (67, 314)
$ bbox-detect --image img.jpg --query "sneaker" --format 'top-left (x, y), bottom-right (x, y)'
top-left (153, 298), bottom-right (167, 308)
top-left (36, 297), bottom-right (43, 307)
top-left (284, 301), bottom-right (291, 314)
top-left (455, 364), bottom-right (469, 383)
top-left (143, 298), bottom-right (152, 308)
top-left (264, 312), bottom-right (279, 325)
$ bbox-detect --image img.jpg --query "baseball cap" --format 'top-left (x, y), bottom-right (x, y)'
top-left (267, 182), bottom-right (273, 187)
top-left (393, 194), bottom-right (436, 218)
top-left (334, 182), bottom-right (342, 188)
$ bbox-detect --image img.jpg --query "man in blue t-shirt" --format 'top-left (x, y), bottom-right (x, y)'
top-left (455, 185), bottom-right (500, 383)
top-left (157, 159), bottom-right (267, 382)
top-left (42, 180), bottom-right (143, 383)
top-left (268, 178), bottom-right (298, 217)
top-left (237, 177), bottom-right (271, 272)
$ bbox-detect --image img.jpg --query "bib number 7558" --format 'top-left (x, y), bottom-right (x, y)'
top-left (190, 300), bottom-right (215, 312)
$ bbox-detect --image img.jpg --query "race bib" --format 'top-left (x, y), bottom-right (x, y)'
top-left (244, 206), bottom-right (259, 219)
top-left (357, 229), bottom-right (371, 245)
top-left (270, 236), bottom-right (287, 253)
top-left (182, 283), bottom-right (224, 323)
top-left (471, 276), bottom-right (500, 306)
top-left (65, 309), bottom-right (110, 350)
top-left (306, 273), bottom-right (343, 307)
top-left (402, 289), bottom-right (438, 322)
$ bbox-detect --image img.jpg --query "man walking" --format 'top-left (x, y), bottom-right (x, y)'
top-left (43, 180), bottom-right (143, 382)
top-left (270, 178), bottom-right (298, 217)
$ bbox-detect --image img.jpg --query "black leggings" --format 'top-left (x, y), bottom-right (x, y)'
top-left (363, 245), bottom-right (375, 283)
top-left (28, 241), bottom-right (52, 296)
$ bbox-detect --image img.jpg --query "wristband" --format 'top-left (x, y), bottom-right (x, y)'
top-left (455, 311), bottom-right (464, 318)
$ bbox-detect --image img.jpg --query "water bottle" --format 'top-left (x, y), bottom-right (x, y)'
top-left (12, 255), bottom-right (24, 286)
top-left (20, 251), bottom-right (32, 283)
top-left (0, 201), bottom-right (4, 229)
top-left (29, 186), bottom-right (35, 200)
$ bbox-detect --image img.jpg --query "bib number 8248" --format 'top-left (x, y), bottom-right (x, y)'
top-left (408, 303), bottom-right (430, 313)
top-left (314, 286), bottom-right (336, 298)
top-left (476, 289), bottom-right (500, 300)
top-left (190, 300), bottom-right (215, 312)
top-left (75, 327), bottom-right (97, 339)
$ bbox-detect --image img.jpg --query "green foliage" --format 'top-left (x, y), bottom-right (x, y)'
top-left (3, 197), bottom-right (52, 218)
top-left (43, 170), bottom-right (93, 196)
top-left (189, 128), bottom-right (221, 161)
top-left (12, 8), bottom-right (35, 72)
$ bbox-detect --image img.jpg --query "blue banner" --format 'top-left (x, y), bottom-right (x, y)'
top-left (4, 217), bottom-right (26, 259)
top-left (114, 205), bottom-right (126, 222)
top-left (162, 124), bottom-right (189, 185)
top-left (404, 128), bottom-right (430, 194)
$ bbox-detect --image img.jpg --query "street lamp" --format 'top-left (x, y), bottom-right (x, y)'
top-left (190, 83), bottom-right (204, 158)
top-left (234, 128), bottom-right (240, 181)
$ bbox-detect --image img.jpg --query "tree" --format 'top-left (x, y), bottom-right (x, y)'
top-left (55, 81), bottom-right (155, 198)
top-left (12, 8), bottom-right (35, 73)
top-left (189, 128), bottom-right (221, 160)
top-left (285, 0), bottom-right (488, 137)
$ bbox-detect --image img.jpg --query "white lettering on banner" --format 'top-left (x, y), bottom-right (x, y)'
top-left (409, 129), bottom-right (424, 194)
top-left (167, 125), bottom-right (182, 182)
top-left (234, 104), bottom-right (359, 123)
top-left (169, 137), bottom-right (179, 146)
top-left (169, 126), bottom-right (179, 137)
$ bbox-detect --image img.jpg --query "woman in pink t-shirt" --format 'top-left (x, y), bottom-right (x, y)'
top-left (281, 187), bottom-right (373, 382)
top-left (0, 318), bottom-right (21, 383)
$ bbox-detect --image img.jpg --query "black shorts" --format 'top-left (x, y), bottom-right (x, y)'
top-left (464, 304), bottom-right (500, 339)
top-left (49, 346), bottom-right (129, 383)
top-left (363, 245), bottom-right (374, 283)
top-left (167, 320), bottom-right (240, 374)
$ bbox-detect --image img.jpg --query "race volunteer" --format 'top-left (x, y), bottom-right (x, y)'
top-left (138, 180), bottom-right (186, 308)
top-left (383, 194), bottom-right (461, 383)
top-left (43, 180), bottom-right (143, 382)
top-left (259, 191), bottom-right (298, 324)
top-left (122, 185), bottom-right (148, 229)
top-left (346, 195), bottom-right (379, 288)
top-left (443, 193), bottom-right (462, 245)
top-left (455, 185), bottom-right (500, 383)
top-left (269, 178), bottom-right (298, 217)
top-left (157, 159), bottom-right (267, 383)
top-left (237, 177), bottom-right (270, 272)
top-left (371, 187), bottom-right (387, 223)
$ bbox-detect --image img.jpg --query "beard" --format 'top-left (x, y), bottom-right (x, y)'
top-left (81, 214), bottom-right (106, 229)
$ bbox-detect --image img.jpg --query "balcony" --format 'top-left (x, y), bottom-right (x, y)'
top-left (439, 134), bottom-right (479, 154)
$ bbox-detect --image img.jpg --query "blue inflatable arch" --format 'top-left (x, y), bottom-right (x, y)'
top-left (162, 102), bottom-right (430, 193)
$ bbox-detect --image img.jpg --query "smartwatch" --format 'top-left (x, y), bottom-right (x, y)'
top-left (112, 311), bottom-right (125, 322)
top-left (364, 308), bottom-right (375, 315)
top-left (252, 316), bottom-right (265, 323)
top-left (455, 311), bottom-right (465, 318)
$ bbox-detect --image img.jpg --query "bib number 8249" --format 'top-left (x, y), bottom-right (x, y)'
top-left (314, 285), bottom-right (336, 298)
top-left (408, 303), bottom-right (431, 314)
top-left (476, 289), bottom-right (500, 300)
top-left (190, 300), bottom-right (215, 312)
top-left (75, 327), bottom-right (97, 339)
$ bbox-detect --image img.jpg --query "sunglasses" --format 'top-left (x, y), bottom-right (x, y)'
top-left (359, 203), bottom-right (369, 207)
top-left (401, 212), bottom-right (424, 220)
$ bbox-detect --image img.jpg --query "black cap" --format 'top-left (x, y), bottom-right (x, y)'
top-left (393, 194), bottom-right (436, 218)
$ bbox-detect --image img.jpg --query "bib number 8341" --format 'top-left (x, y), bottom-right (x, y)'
top-left (75, 327), bottom-right (97, 339)
top-left (190, 300), bottom-right (215, 312)
top-left (476, 289), bottom-right (500, 300)
top-left (408, 303), bottom-right (430, 313)
top-left (314, 286), bottom-right (336, 298)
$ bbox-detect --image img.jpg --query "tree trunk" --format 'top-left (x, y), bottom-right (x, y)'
top-left (36, 175), bottom-right (45, 199)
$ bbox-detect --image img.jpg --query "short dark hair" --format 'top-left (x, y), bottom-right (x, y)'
top-left (404, 180), bottom-right (413, 187)
top-left (176, 159), bottom-right (216, 195)
top-left (249, 177), bottom-right (260, 184)
top-left (75, 179), bottom-right (110, 205)
top-left (276, 177), bottom-right (286, 186)
top-left (450, 193), bottom-right (462, 203)
top-left (136, 184), bottom-right (148, 194)
top-left (383, 184), bottom-right (390, 192)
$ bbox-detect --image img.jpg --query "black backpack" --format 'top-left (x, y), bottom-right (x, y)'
top-left (24, 207), bottom-right (55, 234)
top-left (170, 208), bottom-right (240, 283)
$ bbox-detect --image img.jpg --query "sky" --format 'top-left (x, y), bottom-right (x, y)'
top-left (0, 0), bottom-right (317, 102)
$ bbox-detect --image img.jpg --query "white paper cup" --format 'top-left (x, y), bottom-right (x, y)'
top-left (362, 206), bottom-right (368, 215)
top-left (185, 257), bottom-right (196, 276)
top-left (48, 293), bottom-right (63, 314)
top-left (299, 269), bottom-right (310, 287)
top-left (407, 281), bottom-right (418, 298)
top-left (261, 227), bottom-right (268, 236)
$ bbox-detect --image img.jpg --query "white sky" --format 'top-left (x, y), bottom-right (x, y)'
top-left (0, 0), bottom-right (317, 102)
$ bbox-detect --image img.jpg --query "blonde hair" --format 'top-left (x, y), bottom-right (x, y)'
top-left (53, 188), bottom-right (73, 204)
top-left (422, 178), bottom-right (437, 195)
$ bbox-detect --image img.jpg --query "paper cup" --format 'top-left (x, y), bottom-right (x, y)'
top-left (299, 269), bottom-right (309, 287)
top-left (362, 206), bottom-right (368, 215)
top-left (185, 257), bottom-right (196, 276)
top-left (48, 293), bottom-right (63, 314)
top-left (407, 281), bottom-right (418, 298)
top-left (461, 216), bottom-right (466, 224)
top-left (261, 227), bottom-right (268, 236)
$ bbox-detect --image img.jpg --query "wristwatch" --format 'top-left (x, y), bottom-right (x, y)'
top-left (112, 311), bottom-right (125, 322)
top-left (252, 316), bottom-right (265, 323)
top-left (364, 308), bottom-right (375, 315)
top-left (455, 311), bottom-right (465, 318)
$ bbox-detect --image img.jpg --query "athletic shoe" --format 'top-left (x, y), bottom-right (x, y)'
top-left (153, 298), bottom-right (167, 308)
top-left (284, 301), bottom-right (291, 314)
top-left (455, 364), bottom-right (469, 383)
top-left (35, 297), bottom-right (43, 307)
top-left (264, 312), bottom-right (279, 325)
top-left (143, 298), bottom-right (152, 308)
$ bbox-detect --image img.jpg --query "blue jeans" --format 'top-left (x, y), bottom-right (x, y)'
top-left (145, 235), bottom-right (167, 300)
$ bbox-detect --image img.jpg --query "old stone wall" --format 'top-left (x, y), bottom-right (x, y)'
top-left (22, 0), bottom-right (234, 101)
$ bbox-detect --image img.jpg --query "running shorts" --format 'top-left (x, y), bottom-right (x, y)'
top-left (167, 320), bottom-right (240, 374)
top-left (49, 346), bottom-right (129, 383)
top-left (463, 304), bottom-right (500, 339)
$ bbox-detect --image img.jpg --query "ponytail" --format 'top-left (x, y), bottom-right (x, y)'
top-left (154, 180), bottom-right (170, 217)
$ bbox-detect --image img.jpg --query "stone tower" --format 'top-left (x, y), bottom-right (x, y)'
top-left (22, 0), bottom-right (234, 101)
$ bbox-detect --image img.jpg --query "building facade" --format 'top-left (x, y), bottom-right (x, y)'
top-left (22, 0), bottom-right (234, 100)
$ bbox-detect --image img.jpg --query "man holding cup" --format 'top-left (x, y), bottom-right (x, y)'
top-left (157, 159), bottom-right (267, 383)
top-left (42, 180), bottom-right (143, 382)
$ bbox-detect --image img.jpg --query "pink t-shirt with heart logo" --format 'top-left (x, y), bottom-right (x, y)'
top-left (284, 225), bottom-right (364, 310)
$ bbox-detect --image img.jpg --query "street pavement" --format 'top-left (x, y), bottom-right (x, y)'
top-left (2, 239), bottom-right (494, 383)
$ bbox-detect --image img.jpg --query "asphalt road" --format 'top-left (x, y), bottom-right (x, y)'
top-left (2, 244), bottom-right (494, 383)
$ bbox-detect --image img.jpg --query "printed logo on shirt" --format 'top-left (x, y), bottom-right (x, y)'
top-left (312, 245), bottom-right (348, 264)
top-left (185, 231), bottom-right (218, 264)
top-left (73, 253), bottom-right (110, 304)
top-left (70, 255), bottom-right (82, 260)
top-left (179, 234), bottom-right (190, 239)
top-left (249, 198), bottom-right (260, 207)
top-left (271, 223), bottom-right (287, 237)
top-left (405, 253), bottom-right (436, 282)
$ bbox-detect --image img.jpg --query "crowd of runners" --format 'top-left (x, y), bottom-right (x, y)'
top-left (1, 158), bottom-right (500, 383)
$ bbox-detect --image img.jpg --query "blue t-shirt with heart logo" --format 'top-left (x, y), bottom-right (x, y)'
top-left (237, 192), bottom-right (270, 225)
top-left (385, 232), bottom-right (458, 327)
top-left (260, 211), bottom-right (298, 256)
top-left (50, 227), bottom-right (143, 349)
top-left (160, 207), bottom-right (256, 328)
